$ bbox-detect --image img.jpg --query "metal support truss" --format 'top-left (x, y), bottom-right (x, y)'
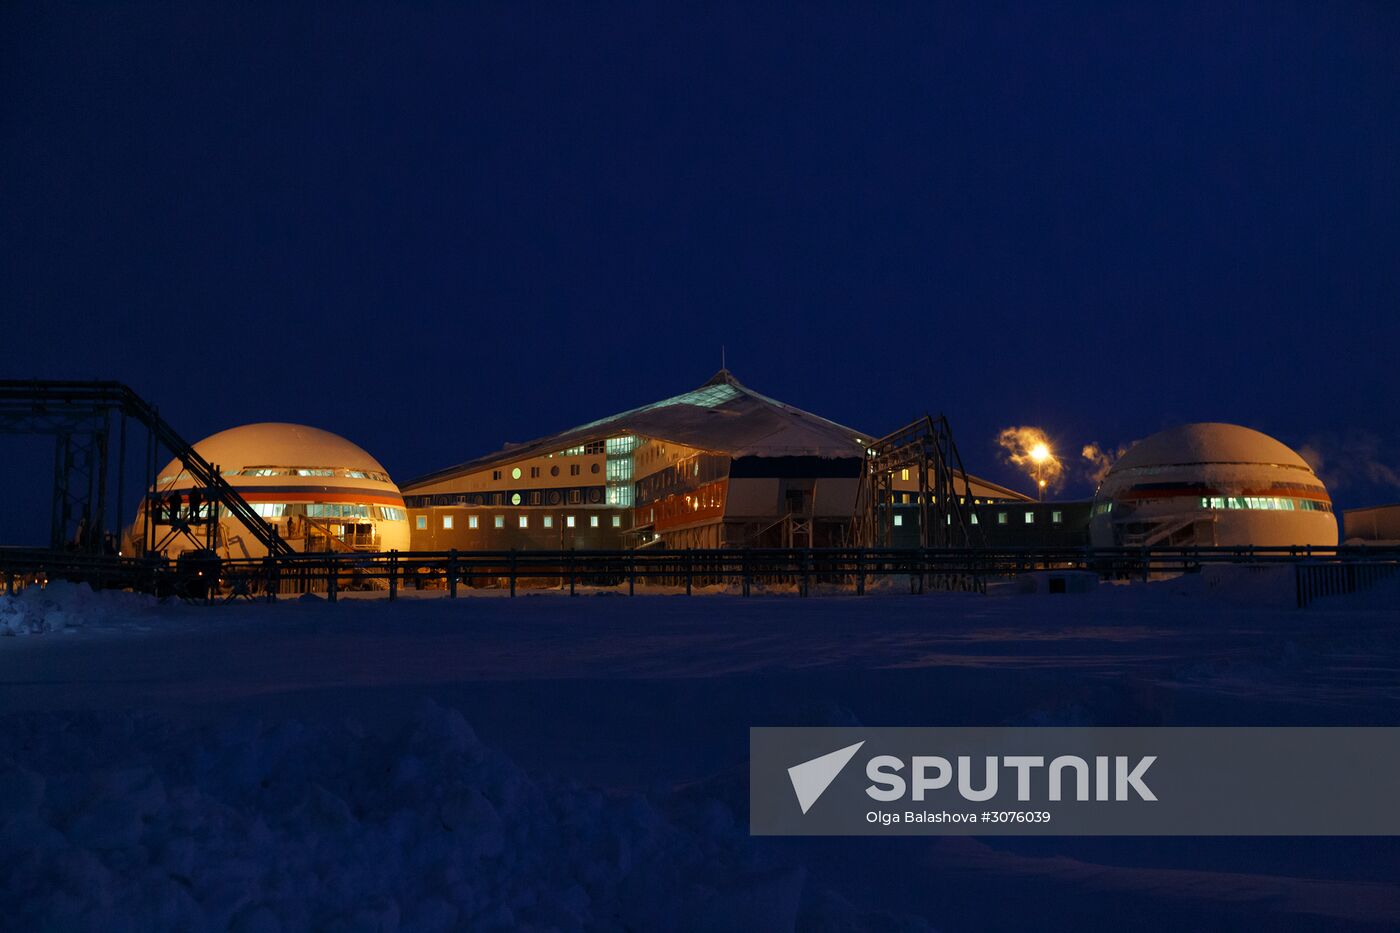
top-left (0, 381), bottom-right (291, 557)
top-left (0, 406), bottom-right (116, 551)
top-left (852, 414), bottom-right (984, 549)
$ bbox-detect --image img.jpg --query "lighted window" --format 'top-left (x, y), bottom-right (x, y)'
top-left (970, 513), bottom-right (979, 525)
top-left (567, 515), bottom-right (576, 528)
top-left (468, 515), bottom-right (479, 529)
top-left (415, 515), bottom-right (427, 530)
top-left (519, 516), bottom-right (529, 528)
top-left (901, 468), bottom-right (909, 481)
top-left (511, 493), bottom-right (522, 505)
top-left (307, 504), bottom-right (372, 519)
top-left (494, 515), bottom-right (504, 528)
top-left (1025, 512), bottom-right (1035, 524)
top-left (998, 512), bottom-right (1008, 525)
top-left (443, 515), bottom-right (454, 530)
top-left (543, 516), bottom-right (553, 528)
top-left (511, 467), bottom-right (522, 480)
top-left (1052, 511), bottom-right (1063, 524)
top-left (893, 514), bottom-right (904, 527)
top-left (590, 515), bottom-right (599, 528)
top-left (611, 515), bottom-right (621, 527)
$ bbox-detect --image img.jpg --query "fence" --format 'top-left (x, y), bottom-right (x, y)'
top-left (7, 544), bottom-right (1398, 605)
top-left (1295, 561), bottom-right (1400, 608)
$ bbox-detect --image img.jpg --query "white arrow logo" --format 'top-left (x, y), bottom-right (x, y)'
top-left (788, 741), bottom-right (865, 814)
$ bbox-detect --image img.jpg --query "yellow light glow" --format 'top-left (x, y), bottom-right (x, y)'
top-left (1030, 443), bottom-right (1050, 464)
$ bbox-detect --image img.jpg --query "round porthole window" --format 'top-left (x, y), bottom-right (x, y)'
top-left (550, 465), bottom-right (559, 477)
top-left (511, 493), bottom-right (522, 506)
top-left (511, 467), bottom-right (522, 480)
top-left (591, 463), bottom-right (600, 474)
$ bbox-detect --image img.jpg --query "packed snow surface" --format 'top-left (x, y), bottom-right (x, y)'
top-left (1, 579), bottom-right (1398, 930)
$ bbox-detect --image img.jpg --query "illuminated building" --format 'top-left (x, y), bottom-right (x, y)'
top-left (401, 370), bottom-right (1030, 551)
top-left (132, 423), bottom-right (410, 558)
top-left (1088, 423), bottom-right (1337, 548)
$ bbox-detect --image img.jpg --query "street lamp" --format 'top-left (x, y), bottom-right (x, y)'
top-left (1030, 443), bottom-right (1051, 502)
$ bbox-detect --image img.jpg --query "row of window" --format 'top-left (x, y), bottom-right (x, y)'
top-left (1095, 497), bottom-right (1333, 515)
top-left (492, 463), bottom-right (597, 481)
top-left (893, 493), bottom-right (1016, 505)
top-left (161, 467), bottom-right (392, 485)
top-left (482, 439), bottom-right (642, 483)
top-left (1197, 496), bottom-right (1333, 513)
top-left (891, 510), bottom-right (1065, 527)
top-left (426, 513), bottom-right (623, 531)
top-left (237, 466), bottom-right (391, 482)
top-left (248, 503), bottom-right (406, 521)
top-left (411, 487), bottom-right (609, 509)
top-left (555, 441), bottom-right (606, 457)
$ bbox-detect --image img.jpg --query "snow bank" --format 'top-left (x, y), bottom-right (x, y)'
top-left (1201, 564), bottom-right (1297, 609)
top-left (0, 582), bottom-right (163, 636)
top-left (0, 700), bottom-right (912, 933)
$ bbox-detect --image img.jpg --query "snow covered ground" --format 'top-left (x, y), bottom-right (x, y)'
top-left (1, 578), bottom-right (1398, 931)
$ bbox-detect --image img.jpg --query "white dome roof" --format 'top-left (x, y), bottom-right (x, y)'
top-left (1110, 423), bottom-right (1312, 474)
top-left (173, 423), bottom-right (391, 474)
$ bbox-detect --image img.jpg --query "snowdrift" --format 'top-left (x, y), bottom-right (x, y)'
top-left (0, 701), bottom-right (926, 932)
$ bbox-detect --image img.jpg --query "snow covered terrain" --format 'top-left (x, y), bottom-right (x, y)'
top-left (1, 579), bottom-right (1398, 930)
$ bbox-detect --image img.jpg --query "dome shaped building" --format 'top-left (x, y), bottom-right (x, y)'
top-left (1088, 423), bottom-right (1336, 549)
top-left (133, 423), bottom-right (410, 558)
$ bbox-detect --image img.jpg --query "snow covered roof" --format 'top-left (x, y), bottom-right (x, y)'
top-left (161, 423), bottom-right (392, 477)
top-left (1111, 423), bottom-right (1314, 473)
top-left (406, 371), bottom-right (871, 488)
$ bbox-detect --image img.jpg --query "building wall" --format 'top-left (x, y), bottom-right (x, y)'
top-left (888, 501), bottom-right (1092, 548)
top-left (406, 446), bottom-right (609, 498)
top-left (1343, 504), bottom-right (1400, 545)
top-left (408, 505), bottom-right (629, 551)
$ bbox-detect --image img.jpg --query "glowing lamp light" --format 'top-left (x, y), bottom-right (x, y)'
top-left (1030, 443), bottom-right (1051, 464)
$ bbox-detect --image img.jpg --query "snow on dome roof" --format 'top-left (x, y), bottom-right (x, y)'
top-left (1110, 423), bottom-right (1313, 474)
top-left (168, 423), bottom-right (391, 475)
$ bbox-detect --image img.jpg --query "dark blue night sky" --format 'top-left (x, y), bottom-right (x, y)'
top-left (3, 2), bottom-right (1399, 539)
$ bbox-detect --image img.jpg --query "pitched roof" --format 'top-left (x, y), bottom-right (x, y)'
top-left (404, 371), bottom-right (870, 489)
top-left (403, 370), bottom-right (1030, 502)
